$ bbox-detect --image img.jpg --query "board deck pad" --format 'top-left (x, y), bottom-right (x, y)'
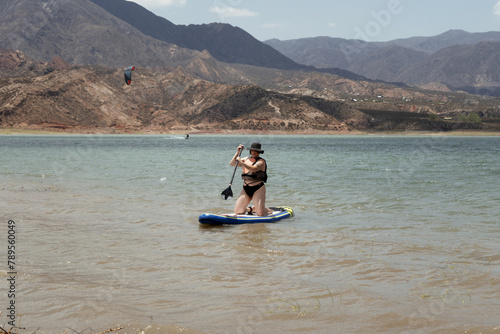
top-left (199, 206), bottom-right (294, 225)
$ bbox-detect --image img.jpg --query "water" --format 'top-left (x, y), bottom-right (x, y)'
top-left (1, 134), bottom-right (499, 334)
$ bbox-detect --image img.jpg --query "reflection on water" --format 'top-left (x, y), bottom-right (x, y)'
top-left (1, 135), bottom-right (499, 333)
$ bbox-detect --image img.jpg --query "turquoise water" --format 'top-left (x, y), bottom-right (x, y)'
top-left (1, 135), bottom-right (499, 333)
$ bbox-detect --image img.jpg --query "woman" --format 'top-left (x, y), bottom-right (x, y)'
top-left (230, 143), bottom-right (271, 216)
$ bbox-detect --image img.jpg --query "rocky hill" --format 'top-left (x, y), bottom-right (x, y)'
top-left (0, 60), bottom-right (372, 133)
top-left (0, 48), bottom-right (69, 77)
top-left (2, 51), bottom-right (498, 134)
top-left (0, 48), bottom-right (449, 104)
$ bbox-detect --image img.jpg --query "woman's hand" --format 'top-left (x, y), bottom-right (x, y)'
top-left (231, 144), bottom-right (245, 166)
top-left (236, 145), bottom-right (245, 164)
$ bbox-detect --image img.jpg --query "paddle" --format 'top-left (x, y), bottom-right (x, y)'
top-left (221, 148), bottom-right (243, 200)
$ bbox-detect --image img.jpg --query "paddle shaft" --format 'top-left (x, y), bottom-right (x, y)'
top-left (228, 149), bottom-right (243, 186)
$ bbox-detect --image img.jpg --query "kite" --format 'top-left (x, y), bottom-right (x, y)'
top-left (124, 66), bottom-right (135, 85)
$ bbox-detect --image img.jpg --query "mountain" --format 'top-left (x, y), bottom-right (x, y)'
top-left (399, 41), bottom-right (500, 88)
top-left (89, 0), bottom-right (300, 70)
top-left (265, 30), bottom-right (500, 70)
top-left (265, 31), bottom-right (500, 93)
top-left (1, 0), bottom-right (499, 134)
top-left (0, 0), bottom-right (199, 68)
top-left (377, 29), bottom-right (500, 54)
top-left (0, 0), bottom-right (367, 85)
top-left (348, 45), bottom-right (428, 84)
top-left (265, 37), bottom-right (380, 70)
top-left (88, 0), bottom-right (371, 82)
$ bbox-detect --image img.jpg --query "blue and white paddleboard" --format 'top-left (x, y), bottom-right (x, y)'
top-left (199, 206), bottom-right (294, 225)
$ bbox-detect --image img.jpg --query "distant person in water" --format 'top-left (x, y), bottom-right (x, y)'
top-left (185, 134), bottom-right (189, 139)
top-left (230, 143), bottom-right (271, 216)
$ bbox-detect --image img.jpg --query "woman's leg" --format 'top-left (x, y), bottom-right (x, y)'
top-left (234, 189), bottom-right (251, 214)
top-left (252, 185), bottom-right (268, 216)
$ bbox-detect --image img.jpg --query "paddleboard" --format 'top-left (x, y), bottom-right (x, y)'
top-left (199, 206), bottom-right (294, 225)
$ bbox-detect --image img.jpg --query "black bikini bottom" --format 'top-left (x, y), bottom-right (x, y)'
top-left (243, 182), bottom-right (265, 198)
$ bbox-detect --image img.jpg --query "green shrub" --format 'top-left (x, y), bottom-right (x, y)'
top-left (459, 113), bottom-right (482, 123)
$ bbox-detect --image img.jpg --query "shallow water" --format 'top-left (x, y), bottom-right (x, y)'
top-left (1, 134), bottom-right (499, 333)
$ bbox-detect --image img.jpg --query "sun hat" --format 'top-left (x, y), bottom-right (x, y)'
top-left (248, 142), bottom-right (264, 153)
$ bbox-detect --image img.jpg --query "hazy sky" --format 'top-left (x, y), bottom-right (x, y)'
top-left (128, 0), bottom-right (500, 41)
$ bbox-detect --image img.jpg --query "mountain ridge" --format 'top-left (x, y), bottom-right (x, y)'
top-left (0, 0), bottom-right (200, 68)
top-left (375, 29), bottom-right (500, 53)
top-left (89, 0), bottom-right (301, 70)
top-left (265, 30), bottom-right (500, 93)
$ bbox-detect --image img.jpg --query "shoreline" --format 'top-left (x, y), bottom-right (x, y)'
top-left (1, 127), bottom-right (499, 136)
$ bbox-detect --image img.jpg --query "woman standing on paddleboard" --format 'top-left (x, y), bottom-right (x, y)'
top-left (230, 143), bottom-right (271, 216)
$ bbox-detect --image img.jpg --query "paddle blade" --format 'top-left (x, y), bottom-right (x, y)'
top-left (221, 186), bottom-right (233, 200)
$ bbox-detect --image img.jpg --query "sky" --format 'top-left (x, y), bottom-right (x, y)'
top-left (128, 0), bottom-right (500, 42)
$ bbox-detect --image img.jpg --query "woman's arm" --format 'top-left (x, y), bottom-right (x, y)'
top-left (230, 145), bottom-right (245, 166)
top-left (237, 158), bottom-right (264, 172)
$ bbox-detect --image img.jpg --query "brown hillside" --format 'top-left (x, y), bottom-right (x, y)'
top-left (0, 66), bottom-right (370, 133)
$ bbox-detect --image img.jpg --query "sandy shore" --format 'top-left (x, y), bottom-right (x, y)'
top-left (1, 127), bottom-right (499, 136)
